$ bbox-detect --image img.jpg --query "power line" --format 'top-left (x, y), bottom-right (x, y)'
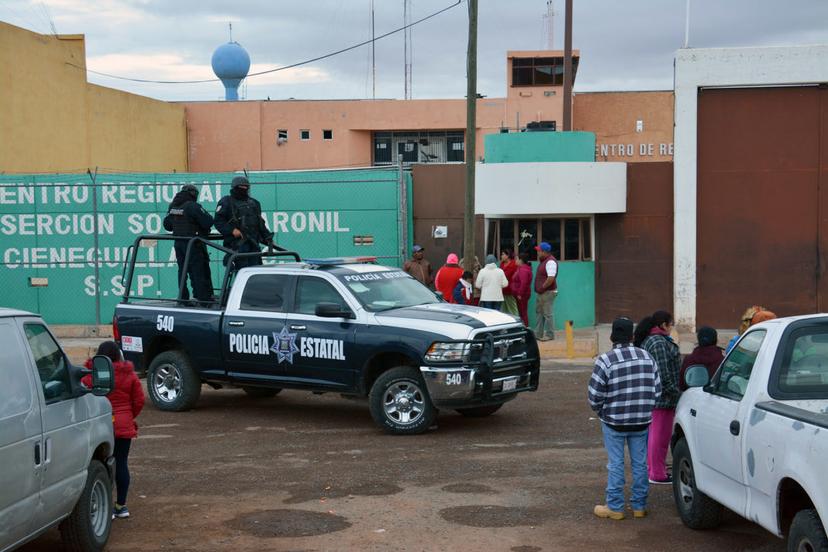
top-left (66, 0), bottom-right (461, 85)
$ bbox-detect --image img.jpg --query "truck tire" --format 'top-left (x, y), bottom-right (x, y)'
top-left (369, 366), bottom-right (437, 435)
top-left (788, 509), bottom-right (828, 552)
top-left (59, 460), bottom-right (112, 552)
top-left (242, 386), bottom-right (282, 398)
top-left (147, 350), bottom-right (201, 411)
top-left (455, 404), bottom-right (504, 417)
top-left (672, 437), bottom-right (723, 529)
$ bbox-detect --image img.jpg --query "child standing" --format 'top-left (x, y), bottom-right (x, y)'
top-left (453, 271), bottom-right (474, 305)
top-left (84, 341), bottom-right (145, 519)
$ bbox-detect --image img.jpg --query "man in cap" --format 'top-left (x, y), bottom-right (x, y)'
top-left (533, 242), bottom-right (559, 340)
top-left (403, 245), bottom-right (433, 287)
top-left (163, 184), bottom-right (215, 303)
top-left (588, 317), bottom-right (661, 520)
top-left (214, 176), bottom-right (275, 270)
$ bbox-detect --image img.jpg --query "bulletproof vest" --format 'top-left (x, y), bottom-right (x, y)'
top-left (230, 197), bottom-right (261, 241)
top-left (167, 201), bottom-right (200, 236)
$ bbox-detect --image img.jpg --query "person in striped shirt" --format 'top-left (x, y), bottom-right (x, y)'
top-left (588, 317), bottom-right (662, 520)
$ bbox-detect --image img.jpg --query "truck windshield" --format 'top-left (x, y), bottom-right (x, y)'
top-left (338, 270), bottom-right (440, 312)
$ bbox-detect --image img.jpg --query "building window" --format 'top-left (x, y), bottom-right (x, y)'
top-left (323, 129), bottom-right (333, 140)
top-left (372, 130), bottom-right (465, 166)
top-left (486, 217), bottom-right (593, 262)
top-left (300, 129), bottom-right (310, 140)
top-left (277, 129), bottom-right (288, 144)
top-left (510, 56), bottom-right (579, 87)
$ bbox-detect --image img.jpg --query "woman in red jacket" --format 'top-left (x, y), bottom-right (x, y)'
top-left (84, 341), bottom-right (145, 519)
top-left (510, 253), bottom-right (533, 326)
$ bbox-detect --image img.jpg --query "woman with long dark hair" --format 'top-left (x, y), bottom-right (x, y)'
top-left (84, 341), bottom-right (145, 519)
top-left (634, 310), bottom-right (681, 485)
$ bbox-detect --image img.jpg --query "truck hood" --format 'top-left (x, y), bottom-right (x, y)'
top-left (374, 303), bottom-right (522, 340)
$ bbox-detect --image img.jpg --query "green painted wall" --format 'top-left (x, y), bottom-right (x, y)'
top-left (0, 169), bottom-right (409, 324)
top-left (484, 131), bottom-right (596, 164)
top-left (527, 261), bottom-right (595, 330)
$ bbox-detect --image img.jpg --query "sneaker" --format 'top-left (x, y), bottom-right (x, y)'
top-left (649, 476), bottom-right (673, 485)
top-left (113, 505), bottom-right (130, 519)
top-left (633, 509), bottom-right (648, 518)
top-left (593, 504), bottom-right (625, 520)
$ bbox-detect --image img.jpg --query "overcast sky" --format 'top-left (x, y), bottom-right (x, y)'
top-left (3, 0), bottom-right (828, 102)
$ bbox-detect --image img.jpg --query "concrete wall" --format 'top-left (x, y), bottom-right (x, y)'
top-left (0, 22), bottom-right (187, 173)
top-left (574, 91), bottom-right (674, 162)
top-left (475, 161), bottom-right (626, 216)
top-left (484, 131), bottom-right (595, 163)
top-left (673, 44), bottom-right (828, 329)
top-left (184, 98), bottom-right (509, 172)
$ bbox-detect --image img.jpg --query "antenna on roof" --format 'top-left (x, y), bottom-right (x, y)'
top-left (543, 0), bottom-right (555, 49)
top-left (229, 21), bottom-right (233, 42)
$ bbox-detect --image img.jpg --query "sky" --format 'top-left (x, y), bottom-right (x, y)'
top-left (2, 0), bottom-right (828, 102)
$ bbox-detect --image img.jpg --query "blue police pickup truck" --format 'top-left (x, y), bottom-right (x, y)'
top-left (114, 237), bottom-right (540, 434)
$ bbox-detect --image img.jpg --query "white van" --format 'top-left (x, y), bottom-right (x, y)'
top-left (0, 308), bottom-right (115, 552)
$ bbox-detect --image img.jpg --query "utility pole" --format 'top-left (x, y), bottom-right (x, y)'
top-left (463, 0), bottom-right (478, 272)
top-left (371, 0), bottom-right (376, 99)
top-left (562, 0), bottom-right (573, 130)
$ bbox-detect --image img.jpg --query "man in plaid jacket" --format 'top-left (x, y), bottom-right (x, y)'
top-left (588, 318), bottom-right (662, 520)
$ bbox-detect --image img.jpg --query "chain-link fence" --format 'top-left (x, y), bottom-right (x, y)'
top-left (0, 167), bottom-right (412, 324)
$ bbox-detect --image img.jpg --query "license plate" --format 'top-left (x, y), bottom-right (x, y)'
top-left (502, 377), bottom-right (518, 392)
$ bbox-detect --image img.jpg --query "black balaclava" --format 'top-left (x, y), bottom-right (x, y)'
top-left (231, 176), bottom-right (250, 200)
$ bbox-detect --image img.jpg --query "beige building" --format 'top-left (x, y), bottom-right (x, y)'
top-left (0, 22), bottom-right (187, 173)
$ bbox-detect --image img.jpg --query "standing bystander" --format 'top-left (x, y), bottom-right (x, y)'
top-left (476, 254), bottom-right (508, 310)
top-left (534, 242), bottom-right (559, 340)
top-left (453, 271), bottom-right (474, 305)
top-left (403, 245), bottom-right (433, 287)
top-left (435, 253), bottom-right (464, 302)
top-left (500, 249), bottom-right (519, 316)
top-left (633, 310), bottom-right (681, 485)
top-left (589, 317), bottom-right (661, 520)
top-left (510, 253), bottom-right (533, 326)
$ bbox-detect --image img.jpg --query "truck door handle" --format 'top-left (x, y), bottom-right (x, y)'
top-left (729, 420), bottom-right (740, 436)
top-left (228, 321), bottom-right (244, 327)
top-left (34, 442), bottom-right (41, 466)
top-left (290, 325), bottom-right (307, 331)
top-left (690, 408), bottom-right (697, 417)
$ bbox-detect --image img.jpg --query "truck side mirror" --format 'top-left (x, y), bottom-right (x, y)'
top-left (90, 355), bottom-right (114, 396)
top-left (315, 302), bottom-right (355, 319)
top-left (683, 365), bottom-right (710, 388)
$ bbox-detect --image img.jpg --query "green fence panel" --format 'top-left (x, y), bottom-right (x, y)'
top-left (527, 261), bottom-right (595, 330)
top-left (0, 168), bottom-right (407, 324)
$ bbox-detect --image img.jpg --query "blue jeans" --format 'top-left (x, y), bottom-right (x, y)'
top-left (479, 301), bottom-right (502, 310)
top-left (601, 422), bottom-right (649, 512)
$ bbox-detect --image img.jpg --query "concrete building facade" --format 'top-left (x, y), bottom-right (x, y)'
top-left (0, 22), bottom-right (187, 173)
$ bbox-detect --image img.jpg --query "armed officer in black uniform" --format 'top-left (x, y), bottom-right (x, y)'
top-left (214, 176), bottom-right (275, 270)
top-left (163, 184), bottom-right (215, 303)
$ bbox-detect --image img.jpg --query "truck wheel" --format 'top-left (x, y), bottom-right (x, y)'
top-left (147, 350), bottom-right (201, 411)
top-left (59, 460), bottom-right (112, 552)
top-left (788, 509), bottom-right (828, 552)
top-left (455, 404), bottom-right (504, 417)
top-left (672, 437), bottom-right (723, 529)
top-left (369, 366), bottom-right (437, 435)
top-left (242, 386), bottom-right (282, 398)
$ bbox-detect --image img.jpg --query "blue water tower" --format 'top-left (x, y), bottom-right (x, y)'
top-left (211, 41), bottom-right (250, 101)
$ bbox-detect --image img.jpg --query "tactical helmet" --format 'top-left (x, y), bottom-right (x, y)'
top-left (231, 176), bottom-right (250, 189)
top-left (181, 184), bottom-right (198, 197)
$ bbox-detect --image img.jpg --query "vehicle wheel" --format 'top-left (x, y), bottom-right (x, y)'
top-left (147, 350), bottom-right (201, 411)
top-left (369, 366), bottom-right (437, 435)
top-left (59, 460), bottom-right (112, 552)
top-left (455, 404), bottom-right (504, 417)
top-left (242, 386), bottom-right (282, 398)
top-left (788, 509), bottom-right (828, 552)
top-left (672, 437), bottom-right (723, 529)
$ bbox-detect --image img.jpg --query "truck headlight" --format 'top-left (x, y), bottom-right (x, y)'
top-left (425, 342), bottom-right (469, 363)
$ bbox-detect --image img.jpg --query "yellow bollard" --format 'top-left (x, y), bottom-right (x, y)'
top-left (565, 320), bottom-right (575, 359)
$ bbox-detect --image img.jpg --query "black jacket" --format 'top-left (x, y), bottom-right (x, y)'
top-left (163, 191), bottom-right (214, 236)
top-left (214, 193), bottom-right (274, 248)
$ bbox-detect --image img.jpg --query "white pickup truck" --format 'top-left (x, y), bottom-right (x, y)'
top-left (672, 314), bottom-right (828, 552)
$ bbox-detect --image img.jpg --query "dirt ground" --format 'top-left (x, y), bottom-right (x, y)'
top-left (22, 361), bottom-right (784, 552)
